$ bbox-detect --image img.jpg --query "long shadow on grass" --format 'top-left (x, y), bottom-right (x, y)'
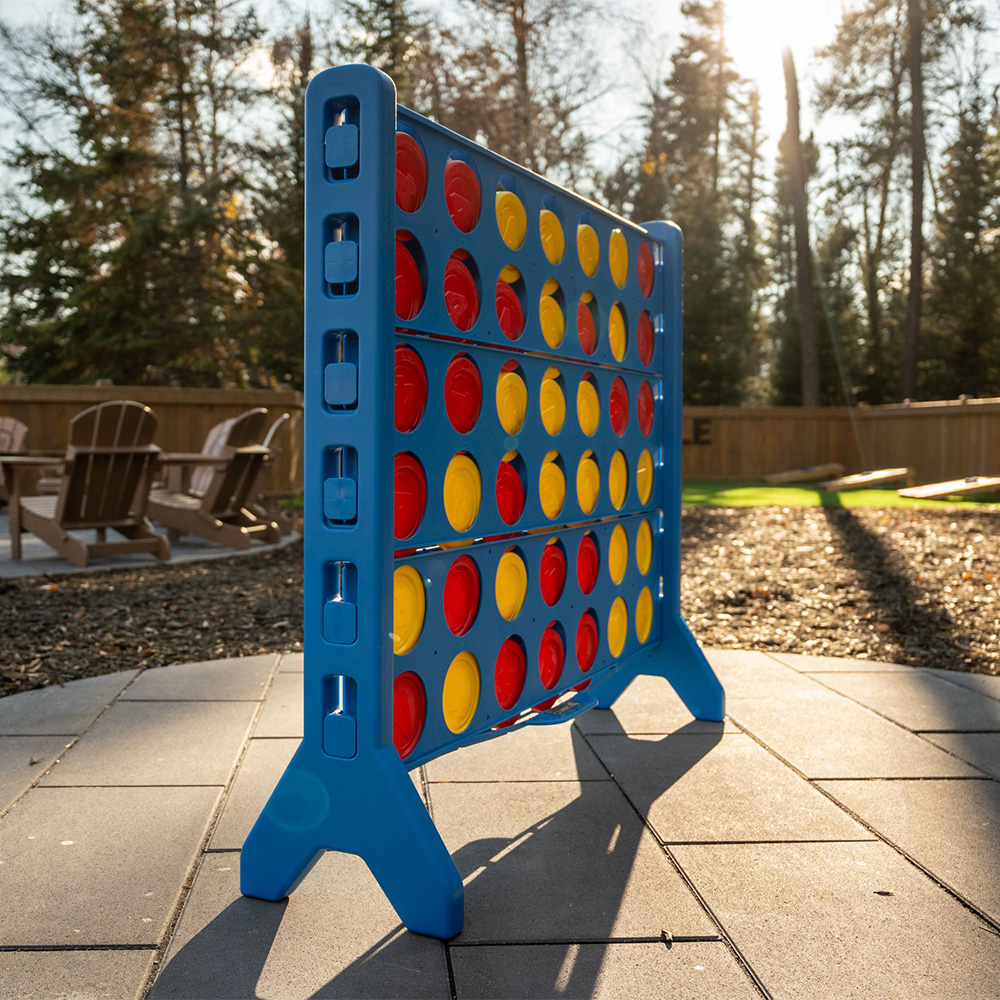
top-left (821, 507), bottom-right (970, 669)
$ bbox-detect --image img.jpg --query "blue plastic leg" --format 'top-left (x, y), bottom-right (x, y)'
top-left (240, 743), bottom-right (464, 939)
top-left (594, 614), bottom-right (725, 722)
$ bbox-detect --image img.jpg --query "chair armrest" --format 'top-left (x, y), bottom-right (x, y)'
top-left (158, 453), bottom-right (229, 465)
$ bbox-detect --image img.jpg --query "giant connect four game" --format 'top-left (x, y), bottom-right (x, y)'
top-left (240, 65), bottom-right (724, 939)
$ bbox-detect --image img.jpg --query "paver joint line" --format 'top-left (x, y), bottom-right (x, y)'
top-left (0, 944), bottom-right (158, 952)
top-left (726, 704), bottom-right (1000, 934)
top-left (134, 656), bottom-right (282, 1000)
top-left (572, 726), bottom-right (775, 1000)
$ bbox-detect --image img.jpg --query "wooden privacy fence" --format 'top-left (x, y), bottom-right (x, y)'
top-left (0, 385), bottom-right (304, 495)
top-left (681, 398), bottom-right (1000, 483)
top-left (3, 388), bottom-right (996, 491)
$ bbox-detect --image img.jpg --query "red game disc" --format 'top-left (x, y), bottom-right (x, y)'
top-left (495, 638), bottom-right (526, 710)
top-left (444, 253), bottom-right (480, 331)
top-left (494, 715), bottom-right (520, 729)
top-left (533, 695), bottom-right (558, 712)
top-left (576, 611), bottom-right (599, 671)
top-left (395, 236), bottom-right (423, 320)
top-left (637, 380), bottom-right (654, 437)
top-left (444, 355), bottom-right (483, 433)
top-left (539, 542), bottom-right (566, 606)
top-left (538, 626), bottom-right (565, 690)
top-left (496, 279), bottom-right (525, 340)
top-left (637, 310), bottom-right (654, 366)
top-left (576, 534), bottom-right (599, 594)
top-left (393, 452), bottom-right (426, 540)
top-left (496, 459), bottom-right (525, 525)
top-left (394, 345), bottom-right (427, 433)
top-left (395, 132), bottom-right (427, 213)
top-left (577, 300), bottom-right (597, 355)
top-left (393, 671), bottom-right (426, 758)
top-left (637, 241), bottom-right (654, 298)
top-left (609, 377), bottom-right (629, 437)
top-left (573, 679), bottom-right (591, 692)
top-left (445, 158), bottom-right (481, 233)
top-left (443, 554), bottom-right (480, 635)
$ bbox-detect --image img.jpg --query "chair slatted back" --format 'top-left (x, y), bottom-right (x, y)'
top-left (199, 408), bottom-right (268, 516)
top-left (55, 401), bottom-right (160, 526)
top-left (262, 412), bottom-right (290, 451)
top-left (0, 417), bottom-right (28, 453)
top-left (190, 416), bottom-right (237, 496)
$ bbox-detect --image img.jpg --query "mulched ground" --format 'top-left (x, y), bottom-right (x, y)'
top-left (1, 508), bottom-right (997, 698)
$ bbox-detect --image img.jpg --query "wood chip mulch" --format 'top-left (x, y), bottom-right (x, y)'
top-left (1, 508), bottom-right (997, 699)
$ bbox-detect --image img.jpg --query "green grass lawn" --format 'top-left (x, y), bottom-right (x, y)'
top-left (682, 479), bottom-right (1000, 510)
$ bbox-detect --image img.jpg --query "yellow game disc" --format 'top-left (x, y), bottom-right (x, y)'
top-left (608, 523), bottom-right (628, 585)
top-left (392, 565), bottom-right (425, 655)
top-left (442, 651), bottom-right (480, 733)
top-left (539, 292), bottom-right (565, 348)
top-left (607, 596), bottom-right (628, 657)
top-left (443, 453), bottom-right (481, 532)
top-left (608, 302), bottom-right (627, 362)
top-left (609, 229), bottom-right (629, 288)
top-left (636, 517), bottom-right (653, 575)
top-left (635, 586), bottom-right (653, 643)
top-left (495, 550), bottom-right (528, 620)
top-left (496, 369), bottom-right (528, 435)
top-left (539, 452), bottom-right (566, 519)
top-left (608, 450), bottom-right (628, 510)
top-left (496, 190), bottom-right (527, 250)
top-left (636, 448), bottom-right (654, 504)
top-left (576, 452), bottom-right (600, 514)
top-left (498, 263), bottom-right (521, 284)
top-left (539, 208), bottom-right (565, 264)
top-left (539, 367), bottom-right (565, 435)
top-left (576, 378), bottom-right (599, 436)
top-left (577, 223), bottom-right (599, 277)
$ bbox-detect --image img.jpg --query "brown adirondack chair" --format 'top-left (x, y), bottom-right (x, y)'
top-left (0, 417), bottom-right (29, 501)
top-left (148, 408), bottom-right (281, 550)
top-left (6, 401), bottom-right (170, 567)
top-left (247, 412), bottom-right (298, 535)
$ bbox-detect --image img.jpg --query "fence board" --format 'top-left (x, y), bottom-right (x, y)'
top-left (3, 388), bottom-right (996, 492)
top-left (0, 385), bottom-right (303, 495)
top-left (681, 399), bottom-right (1000, 483)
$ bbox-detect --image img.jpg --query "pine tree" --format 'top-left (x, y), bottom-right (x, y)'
top-left (0, 0), bottom-right (264, 386)
top-left (634, 1), bottom-right (763, 404)
top-left (924, 90), bottom-right (1000, 398)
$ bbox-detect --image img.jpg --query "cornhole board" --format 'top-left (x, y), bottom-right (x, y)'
top-left (763, 463), bottom-right (844, 485)
top-left (898, 476), bottom-right (1000, 500)
top-left (820, 467), bottom-right (914, 491)
top-left (240, 64), bottom-right (724, 940)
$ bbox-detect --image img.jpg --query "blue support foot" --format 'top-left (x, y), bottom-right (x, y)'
top-left (240, 743), bottom-right (464, 939)
top-left (594, 614), bottom-right (724, 722)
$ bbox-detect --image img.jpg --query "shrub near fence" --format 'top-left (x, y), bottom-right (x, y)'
top-left (0, 385), bottom-right (304, 495)
top-left (681, 398), bottom-right (1000, 484)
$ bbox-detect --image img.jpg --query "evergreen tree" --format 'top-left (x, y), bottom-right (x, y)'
top-left (924, 90), bottom-right (1000, 398)
top-left (634, 1), bottom-right (764, 404)
top-left (0, 0), bottom-right (263, 386)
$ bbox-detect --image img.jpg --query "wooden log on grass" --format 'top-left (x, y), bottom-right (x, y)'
top-left (898, 476), bottom-right (1000, 501)
top-left (820, 468), bottom-right (915, 492)
top-left (763, 463), bottom-right (845, 485)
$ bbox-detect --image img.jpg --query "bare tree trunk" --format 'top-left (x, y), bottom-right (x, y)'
top-left (902, 0), bottom-right (924, 399)
top-left (782, 48), bottom-right (820, 406)
top-left (511, 0), bottom-right (533, 169)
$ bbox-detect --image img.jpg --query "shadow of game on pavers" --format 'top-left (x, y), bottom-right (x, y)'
top-left (152, 715), bottom-right (722, 999)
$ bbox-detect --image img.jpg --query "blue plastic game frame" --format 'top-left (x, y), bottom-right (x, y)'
top-left (240, 64), bottom-right (724, 940)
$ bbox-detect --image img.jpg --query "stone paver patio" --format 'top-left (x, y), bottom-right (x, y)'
top-left (1, 648), bottom-right (999, 999)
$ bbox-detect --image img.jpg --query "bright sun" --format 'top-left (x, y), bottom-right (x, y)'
top-left (725, 0), bottom-right (842, 139)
